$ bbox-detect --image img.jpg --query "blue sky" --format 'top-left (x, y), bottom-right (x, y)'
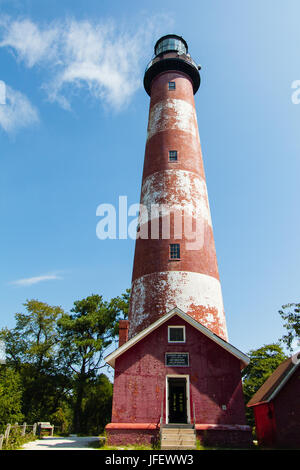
top-left (0, 0), bottom-right (300, 357)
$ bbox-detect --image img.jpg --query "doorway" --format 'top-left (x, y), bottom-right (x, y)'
top-left (167, 376), bottom-right (189, 424)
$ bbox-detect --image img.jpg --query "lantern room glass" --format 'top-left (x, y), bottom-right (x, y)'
top-left (155, 37), bottom-right (187, 56)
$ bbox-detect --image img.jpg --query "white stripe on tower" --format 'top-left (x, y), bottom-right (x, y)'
top-left (139, 169), bottom-right (212, 227)
top-left (147, 98), bottom-right (199, 141)
top-left (129, 271), bottom-right (228, 341)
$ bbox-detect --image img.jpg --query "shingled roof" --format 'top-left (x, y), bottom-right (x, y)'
top-left (247, 352), bottom-right (300, 407)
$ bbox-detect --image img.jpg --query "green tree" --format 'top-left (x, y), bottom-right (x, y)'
top-left (49, 404), bottom-right (73, 435)
top-left (0, 300), bottom-right (64, 371)
top-left (81, 374), bottom-right (113, 435)
top-left (0, 292), bottom-right (129, 432)
top-left (278, 303), bottom-right (300, 351)
top-left (0, 366), bottom-right (24, 432)
top-left (58, 292), bottom-right (129, 433)
top-left (0, 300), bottom-right (71, 424)
top-left (242, 343), bottom-right (287, 426)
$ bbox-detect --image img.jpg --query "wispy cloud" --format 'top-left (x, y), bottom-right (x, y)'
top-left (10, 274), bottom-right (63, 287)
top-left (0, 84), bottom-right (39, 133)
top-left (0, 15), bottom-right (172, 110)
top-left (0, 17), bottom-right (59, 67)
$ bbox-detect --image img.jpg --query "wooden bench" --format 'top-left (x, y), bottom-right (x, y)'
top-left (37, 422), bottom-right (54, 436)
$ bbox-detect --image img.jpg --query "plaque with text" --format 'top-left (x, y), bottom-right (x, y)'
top-left (165, 353), bottom-right (189, 367)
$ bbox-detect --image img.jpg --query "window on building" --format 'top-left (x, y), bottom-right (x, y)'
top-left (168, 81), bottom-right (176, 90)
top-left (168, 326), bottom-right (186, 343)
top-left (169, 150), bottom-right (178, 161)
top-left (170, 243), bottom-right (180, 259)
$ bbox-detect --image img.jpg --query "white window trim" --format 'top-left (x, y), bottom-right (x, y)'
top-left (168, 325), bottom-right (186, 343)
top-left (165, 374), bottom-right (191, 425)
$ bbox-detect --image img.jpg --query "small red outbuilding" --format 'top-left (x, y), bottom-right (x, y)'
top-left (247, 353), bottom-right (300, 448)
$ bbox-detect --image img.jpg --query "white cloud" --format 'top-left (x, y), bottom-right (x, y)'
top-left (0, 18), bottom-right (58, 67)
top-left (10, 274), bottom-right (63, 287)
top-left (0, 84), bottom-right (39, 133)
top-left (0, 15), bottom-right (171, 110)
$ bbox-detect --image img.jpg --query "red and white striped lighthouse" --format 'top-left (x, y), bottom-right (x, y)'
top-left (128, 34), bottom-right (228, 341)
top-left (105, 35), bottom-right (251, 448)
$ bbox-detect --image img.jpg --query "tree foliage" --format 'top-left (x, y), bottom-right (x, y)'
top-left (0, 366), bottom-right (24, 431)
top-left (0, 299), bottom-right (64, 371)
top-left (242, 343), bottom-right (287, 426)
top-left (57, 293), bottom-right (128, 432)
top-left (80, 374), bottom-right (113, 435)
top-left (58, 295), bottom-right (118, 377)
top-left (0, 291), bottom-right (131, 433)
top-left (278, 303), bottom-right (300, 350)
top-left (0, 290), bottom-right (130, 433)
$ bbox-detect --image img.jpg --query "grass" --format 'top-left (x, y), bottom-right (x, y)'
top-left (89, 437), bottom-right (256, 451)
top-left (89, 439), bottom-right (154, 450)
top-left (88, 435), bottom-right (159, 450)
top-left (2, 431), bottom-right (38, 450)
top-left (99, 444), bottom-right (154, 450)
top-left (89, 438), bottom-right (297, 451)
top-left (93, 437), bottom-right (248, 451)
top-left (90, 436), bottom-right (298, 451)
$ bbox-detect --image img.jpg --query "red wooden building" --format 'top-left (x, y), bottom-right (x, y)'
top-left (105, 35), bottom-right (252, 448)
top-left (106, 308), bottom-right (251, 447)
top-left (248, 353), bottom-right (300, 448)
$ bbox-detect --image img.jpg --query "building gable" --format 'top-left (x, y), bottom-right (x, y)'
top-left (248, 354), bottom-right (300, 407)
top-left (105, 307), bottom-right (249, 369)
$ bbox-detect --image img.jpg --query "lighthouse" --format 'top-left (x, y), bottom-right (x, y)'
top-left (105, 35), bottom-right (252, 448)
top-left (128, 35), bottom-right (227, 341)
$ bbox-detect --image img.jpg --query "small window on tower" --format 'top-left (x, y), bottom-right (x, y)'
top-left (169, 150), bottom-right (178, 161)
top-left (168, 81), bottom-right (176, 90)
top-left (170, 243), bottom-right (180, 259)
top-left (168, 326), bottom-right (185, 343)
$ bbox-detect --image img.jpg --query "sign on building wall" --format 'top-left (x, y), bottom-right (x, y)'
top-left (165, 353), bottom-right (189, 367)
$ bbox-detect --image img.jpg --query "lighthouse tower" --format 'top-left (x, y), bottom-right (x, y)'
top-left (105, 35), bottom-right (251, 448)
top-left (128, 35), bottom-right (227, 341)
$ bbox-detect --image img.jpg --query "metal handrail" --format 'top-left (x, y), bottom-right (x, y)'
top-left (160, 399), bottom-right (164, 427)
top-left (193, 401), bottom-right (196, 428)
top-left (145, 54), bottom-right (199, 74)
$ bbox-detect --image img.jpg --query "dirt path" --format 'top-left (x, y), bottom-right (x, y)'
top-left (22, 435), bottom-right (99, 450)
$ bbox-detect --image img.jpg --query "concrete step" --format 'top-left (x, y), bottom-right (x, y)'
top-left (163, 424), bottom-right (193, 429)
top-left (162, 436), bottom-right (195, 440)
top-left (162, 429), bottom-right (195, 435)
top-left (162, 435), bottom-right (195, 440)
top-left (161, 425), bottom-right (196, 450)
top-left (161, 440), bottom-right (196, 446)
top-left (161, 445), bottom-right (197, 450)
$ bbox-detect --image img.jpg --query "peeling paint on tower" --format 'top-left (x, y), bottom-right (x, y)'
top-left (140, 169), bottom-right (212, 226)
top-left (147, 98), bottom-right (198, 141)
top-left (129, 271), bottom-right (228, 340)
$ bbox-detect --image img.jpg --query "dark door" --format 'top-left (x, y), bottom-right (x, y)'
top-left (168, 378), bottom-right (187, 424)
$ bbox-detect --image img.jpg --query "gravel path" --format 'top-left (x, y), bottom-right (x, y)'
top-left (22, 435), bottom-right (99, 450)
